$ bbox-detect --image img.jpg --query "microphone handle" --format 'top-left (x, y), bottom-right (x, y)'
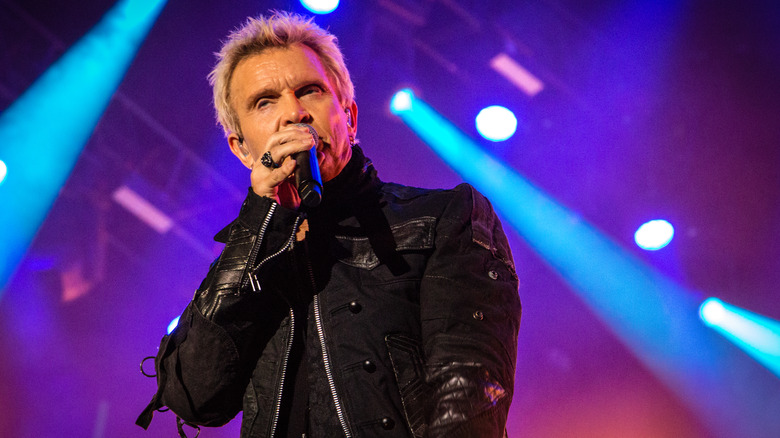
top-left (294, 146), bottom-right (322, 207)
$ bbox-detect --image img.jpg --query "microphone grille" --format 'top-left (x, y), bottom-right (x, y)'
top-left (294, 123), bottom-right (318, 143)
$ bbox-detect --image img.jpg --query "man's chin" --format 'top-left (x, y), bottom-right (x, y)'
top-left (319, 164), bottom-right (336, 183)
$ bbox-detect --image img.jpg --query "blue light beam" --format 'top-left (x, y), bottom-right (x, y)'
top-left (0, 0), bottom-right (168, 293)
top-left (701, 298), bottom-right (780, 378)
top-left (391, 89), bottom-right (780, 438)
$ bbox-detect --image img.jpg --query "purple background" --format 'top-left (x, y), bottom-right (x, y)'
top-left (1, 0), bottom-right (779, 436)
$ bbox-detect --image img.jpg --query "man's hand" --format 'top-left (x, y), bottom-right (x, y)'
top-left (249, 124), bottom-right (318, 210)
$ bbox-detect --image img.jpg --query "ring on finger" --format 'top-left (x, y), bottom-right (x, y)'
top-left (260, 151), bottom-right (281, 169)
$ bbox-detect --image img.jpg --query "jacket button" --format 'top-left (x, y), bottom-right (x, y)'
top-left (363, 360), bottom-right (376, 373)
top-left (488, 270), bottom-right (499, 280)
top-left (381, 417), bottom-right (395, 430)
top-left (349, 301), bottom-right (362, 314)
top-left (473, 310), bottom-right (484, 320)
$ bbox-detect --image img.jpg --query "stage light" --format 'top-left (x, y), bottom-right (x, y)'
top-left (700, 297), bottom-right (780, 378)
top-left (475, 105), bottom-right (517, 142)
top-left (391, 90), bottom-right (780, 438)
top-left (0, 0), bottom-right (167, 293)
top-left (634, 219), bottom-right (674, 250)
top-left (0, 160), bottom-right (6, 185)
top-left (112, 183), bottom-right (173, 234)
top-left (167, 316), bottom-right (180, 335)
top-left (300, 0), bottom-right (339, 14)
top-left (390, 89), bottom-right (414, 114)
top-left (489, 53), bottom-right (544, 97)
top-left (700, 298), bottom-right (727, 325)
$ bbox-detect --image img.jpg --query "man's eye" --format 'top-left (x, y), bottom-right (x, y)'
top-left (301, 85), bottom-right (323, 95)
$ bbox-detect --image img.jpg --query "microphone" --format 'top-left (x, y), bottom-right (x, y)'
top-left (293, 123), bottom-right (323, 207)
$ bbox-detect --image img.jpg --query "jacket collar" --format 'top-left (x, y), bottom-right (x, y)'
top-left (306, 144), bottom-right (382, 217)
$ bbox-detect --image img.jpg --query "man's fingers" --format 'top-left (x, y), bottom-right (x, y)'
top-left (261, 138), bottom-right (316, 172)
top-left (272, 126), bottom-right (318, 150)
top-left (246, 125), bottom-right (318, 204)
top-left (253, 156), bottom-right (294, 182)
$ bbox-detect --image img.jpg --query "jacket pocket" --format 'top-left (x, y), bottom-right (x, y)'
top-left (333, 216), bottom-right (436, 270)
top-left (385, 333), bottom-right (431, 438)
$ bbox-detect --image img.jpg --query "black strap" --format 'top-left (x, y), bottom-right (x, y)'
top-left (135, 392), bottom-right (161, 429)
top-left (177, 416), bottom-right (201, 438)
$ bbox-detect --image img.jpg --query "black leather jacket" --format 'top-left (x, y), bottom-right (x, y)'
top-left (138, 147), bottom-right (521, 437)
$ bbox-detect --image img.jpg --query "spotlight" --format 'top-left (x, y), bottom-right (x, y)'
top-left (0, 159), bottom-right (6, 185)
top-left (699, 297), bottom-right (780, 378)
top-left (390, 89), bottom-right (414, 114)
top-left (634, 219), bottom-right (674, 250)
top-left (700, 298), bottom-right (726, 325)
top-left (475, 106), bottom-right (517, 142)
top-left (300, 0), bottom-right (339, 14)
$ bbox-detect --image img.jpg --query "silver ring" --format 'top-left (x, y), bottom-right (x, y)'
top-left (260, 151), bottom-right (281, 169)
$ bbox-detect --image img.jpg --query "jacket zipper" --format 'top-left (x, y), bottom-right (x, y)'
top-left (243, 203), bottom-right (278, 290)
top-left (314, 293), bottom-right (353, 437)
top-left (245, 211), bottom-right (303, 437)
top-left (248, 213), bottom-right (302, 292)
top-left (268, 307), bottom-right (295, 438)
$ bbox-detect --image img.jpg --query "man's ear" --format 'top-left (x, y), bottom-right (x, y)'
top-left (228, 133), bottom-right (253, 169)
top-left (346, 100), bottom-right (358, 138)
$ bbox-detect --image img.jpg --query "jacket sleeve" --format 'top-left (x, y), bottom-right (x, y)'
top-left (136, 190), bottom-right (302, 429)
top-left (419, 183), bottom-right (521, 438)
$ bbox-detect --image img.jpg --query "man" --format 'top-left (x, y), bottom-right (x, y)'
top-left (137, 11), bottom-right (521, 438)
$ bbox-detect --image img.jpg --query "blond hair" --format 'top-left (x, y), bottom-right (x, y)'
top-left (208, 11), bottom-right (354, 136)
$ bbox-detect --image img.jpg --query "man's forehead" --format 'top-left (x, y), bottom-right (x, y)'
top-left (232, 45), bottom-right (328, 90)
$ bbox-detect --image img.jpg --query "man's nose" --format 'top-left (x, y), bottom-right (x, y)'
top-left (281, 95), bottom-right (312, 125)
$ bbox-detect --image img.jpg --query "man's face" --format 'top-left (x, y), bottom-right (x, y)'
top-left (227, 44), bottom-right (357, 182)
